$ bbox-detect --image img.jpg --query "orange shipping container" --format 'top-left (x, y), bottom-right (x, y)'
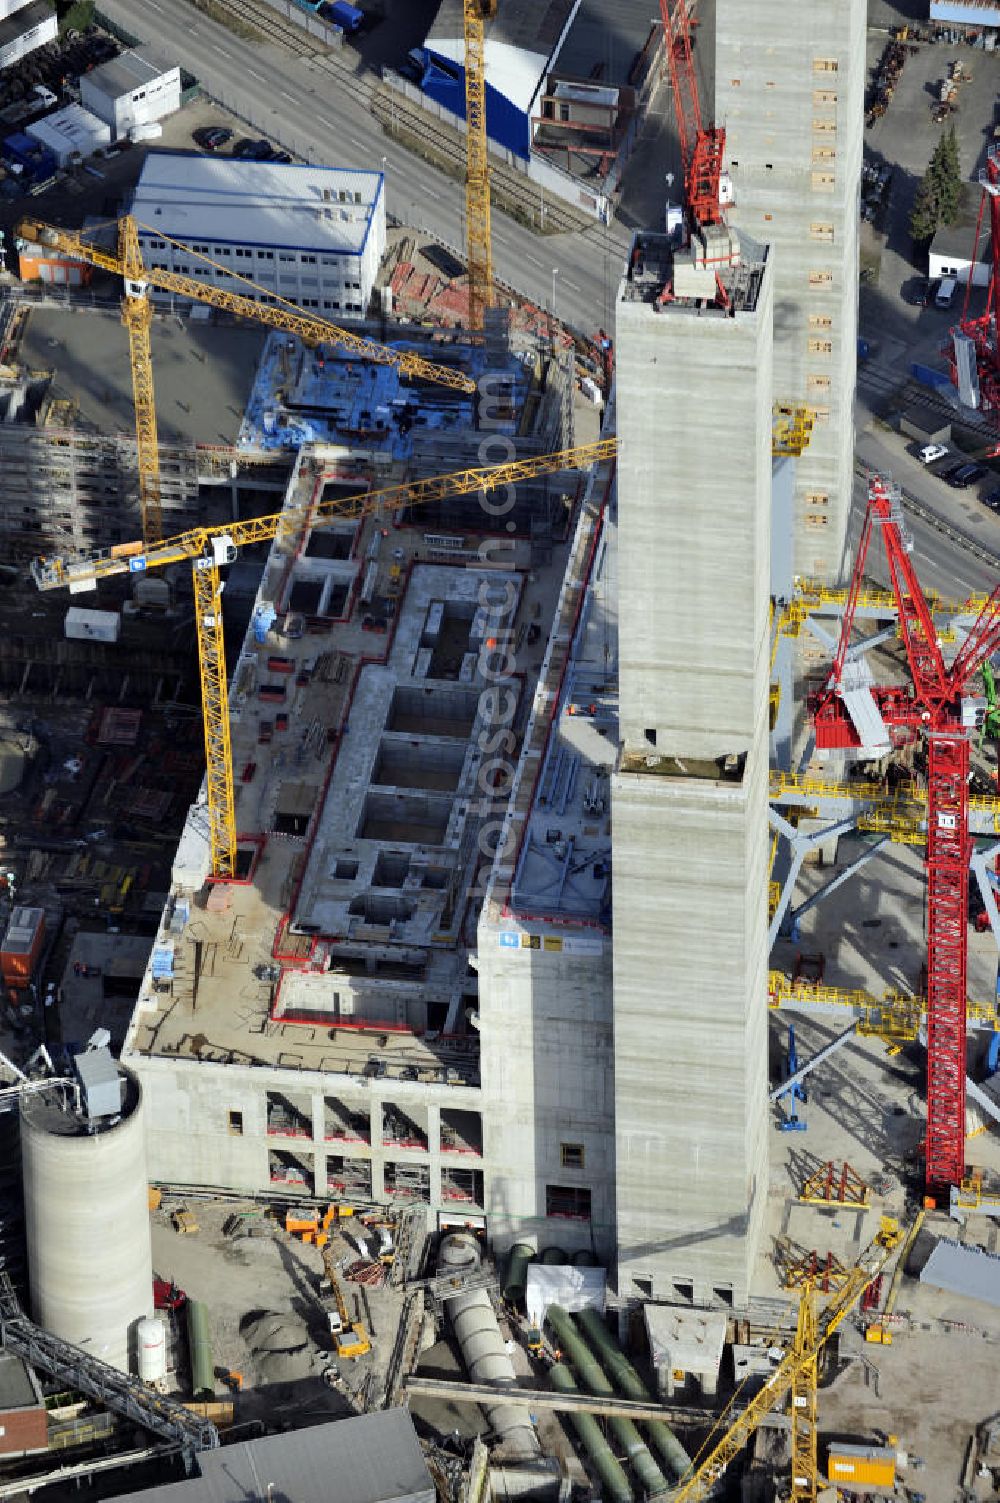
top-left (0, 905), bottom-right (45, 989)
top-left (827, 1444), bottom-right (895, 1488)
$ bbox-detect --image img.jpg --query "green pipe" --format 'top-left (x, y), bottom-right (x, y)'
top-left (502, 1241), bottom-right (534, 1307)
top-left (185, 1298), bottom-right (214, 1401)
top-left (547, 1306), bottom-right (667, 1498)
top-left (574, 1307), bottom-right (691, 1482)
top-left (550, 1364), bottom-right (633, 1503)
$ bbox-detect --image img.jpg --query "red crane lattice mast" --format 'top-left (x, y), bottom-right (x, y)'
top-left (658, 0), bottom-right (726, 230)
top-left (813, 474), bottom-right (1000, 1193)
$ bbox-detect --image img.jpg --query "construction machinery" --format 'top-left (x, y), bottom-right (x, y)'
top-left (670, 1218), bottom-right (901, 1503)
top-left (658, 0), bottom-right (728, 244)
top-left (321, 1246), bottom-right (371, 1360)
top-left (463, 0), bottom-right (496, 331)
top-left (30, 437), bottom-right (617, 878)
top-left (812, 473), bottom-right (1000, 1194)
top-left (981, 659), bottom-right (1000, 747)
top-left (15, 215), bottom-right (478, 545)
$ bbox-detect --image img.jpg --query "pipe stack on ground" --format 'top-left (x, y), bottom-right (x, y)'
top-left (574, 1306), bottom-right (692, 1482)
top-left (549, 1363), bottom-right (633, 1503)
top-left (547, 1305), bottom-right (668, 1497)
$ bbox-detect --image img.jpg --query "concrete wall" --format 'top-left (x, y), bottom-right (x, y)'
top-left (475, 930), bottom-right (615, 1260)
top-left (611, 254), bottom-right (773, 1306)
top-left (615, 261), bottom-right (774, 760)
top-left (611, 749), bottom-right (769, 1306)
top-left (129, 1051), bottom-right (484, 1213)
top-left (716, 0), bottom-right (866, 584)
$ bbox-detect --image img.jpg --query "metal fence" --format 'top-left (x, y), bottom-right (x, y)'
top-left (258, 0), bottom-right (343, 47)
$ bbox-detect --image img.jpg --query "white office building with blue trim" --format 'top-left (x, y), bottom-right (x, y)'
top-left (131, 154), bottom-right (386, 318)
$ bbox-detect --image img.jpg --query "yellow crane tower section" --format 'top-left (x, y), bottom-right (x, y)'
top-left (32, 438), bottom-right (619, 879)
top-left (670, 1218), bottom-right (902, 1503)
top-left (464, 0), bottom-right (496, 330)
top-left (118, 215), bottom-right (164, 545)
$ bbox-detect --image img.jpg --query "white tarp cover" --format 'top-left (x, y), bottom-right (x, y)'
top-left (525, 1265), bottom-right (605, 1326)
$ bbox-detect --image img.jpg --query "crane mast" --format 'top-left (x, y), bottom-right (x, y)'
top-left (464, 0), bottom-right (496, 331)
top-left (118, 215), bottom-right (163, 545)
top-left (670, 1220), bottom-right (900, 1502)
top-left (815, 474), bottom-right (1000, 1191)
top-left (658, 0), bottom-right (726, 230)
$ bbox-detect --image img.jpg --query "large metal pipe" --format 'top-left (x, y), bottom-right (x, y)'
top-left (550, 1363), bottom-right (634, 1503)
top-left (574, 1307), bottom-right (691, 1482)
top-left (185, 1299), bottom-right (214, 1401)
top-left (440, 1235), bottom-right (539, 1459)
top-left (502, 1241), bottom-right (534, 1307)
top-left (547, 1306), bottom-right (668, 1498)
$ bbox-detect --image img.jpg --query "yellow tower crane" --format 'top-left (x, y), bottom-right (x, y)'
top-left (670, 1218), bottom-right (901, 1503)
top-left (31, 438), bottom-right (619, 878)
top-left (16, 216), bottom-right (478, 545)
top-left (464, 0), bottom-right (496, 330)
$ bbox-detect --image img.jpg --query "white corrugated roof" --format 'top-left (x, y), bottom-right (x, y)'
top-left (25, 104), bottom-right (109, 155)
top-left (426, 37), bottom-right (551, 113)
top-left (131, 154), bottom-right (383, 256)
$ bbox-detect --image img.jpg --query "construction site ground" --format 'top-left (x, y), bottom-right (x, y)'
top-left (760, 838), bottom-right (1000, 1501)
top-left (148, 1197), bottom-right (395, 1426)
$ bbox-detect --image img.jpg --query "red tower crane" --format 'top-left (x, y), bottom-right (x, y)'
top-left (658, 0), bottom-right (726, 230)
top-left (812, 474), bottom-right (1000, 1194)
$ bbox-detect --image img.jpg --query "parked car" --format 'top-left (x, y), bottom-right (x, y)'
top-left (232, 136), bottom-right (258, 158)
top-left (194, 126), bottom-right (232, 150)
top-left (250, 139), bottom-right (275, 159)
top-left (936, 459), bottom-right (966, 482)
top-left (935, 275), bottom-right (958, 309)
top-left (919, 443), bottom-right (949, 465)
top-left (271, 150), bottom-right (292, 164)
top-left (982, 488), bottom-right (1000, 512)
top-left (948, 462), bottom-right (986, 488)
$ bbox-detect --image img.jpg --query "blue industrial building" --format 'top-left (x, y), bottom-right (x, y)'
top-left (412, 0), bottom-right (580, 160)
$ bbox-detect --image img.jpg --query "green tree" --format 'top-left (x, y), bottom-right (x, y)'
top-left (910, 127), bottom-right (964, 244)
top-left (909, 176), bottom-right (940, 244)
top-left (933, 126), bottom-right (963, 226)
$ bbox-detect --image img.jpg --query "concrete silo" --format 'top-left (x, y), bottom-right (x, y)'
top-left (20, 1052), bottom-right (153, 1372)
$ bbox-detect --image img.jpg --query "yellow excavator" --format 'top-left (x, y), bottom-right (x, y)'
top-left (321, 1245), bottom-right (371, 1360)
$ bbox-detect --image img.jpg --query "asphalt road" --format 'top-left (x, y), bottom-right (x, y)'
top-left (847, 467), bottom-right (999, 601)
top-left (99, 0), bottom-right (633, 337)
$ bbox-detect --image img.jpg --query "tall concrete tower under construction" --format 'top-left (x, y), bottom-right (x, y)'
top-left (611, 233), bottom-right (774, 1306)
top-left (715, 0), bottom-right (866, 582)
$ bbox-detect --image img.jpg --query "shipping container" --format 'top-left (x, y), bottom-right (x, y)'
top-left (827, 1443), bottom-right (896, 1488)
top-left (1, 905), bottom-right (45, 988)
top-left (64, 606), bottom-right (121, 643)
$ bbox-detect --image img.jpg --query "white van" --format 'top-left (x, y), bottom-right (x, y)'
top-left (935, 275), bottom-right (957, 308)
